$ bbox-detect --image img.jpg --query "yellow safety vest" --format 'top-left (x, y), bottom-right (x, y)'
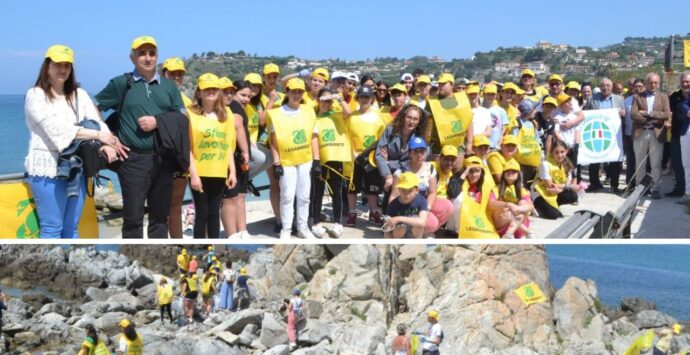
top-left (333, 94), bottom-right (358, 113)
top-left (269, 104), bottom-right (316, 167)
top-left (348, 109), bottom-right (385, 156)
top-left (176, 254), bottom-right (189, 271)
top-left (487, 151), bottom-right (508, 178)
top-left (181, 93), bottom-right (193, 109)
top-left (81, 339), bottom-right (110, 355)
top-left (303, 92), bottom-right (320, 111)
top-left (514, 121), bottom-right (542, 167)
top-left (378, 106), bottom-right (395, 126)
top-left (120, 333), bottom-right (143, 355)
top-left (315, 112), bottom-right (352, 163)
top-left (201, 275), bottom-right (216, 295)
top-left (428, 92), bottom-right (473, 147)
top-left (189, 108), bottom-right (235, 178)
top-left (244, 103), bottom-right (261, 144)
top-left (458, 180), bottom-right (499, 239)
top-left (261, 92), bottom-right (285, 111)
top-left (409, 95), bottom-right (428, 109)
top-left (500, 103), bottom-right (519, 133)
top-left (187, 274), bottom-right (199, 292)
top-left (432, 161), bottom-right (452, 198)
top-left (534, 158), bottom-right (568, 209)
top-left (492, 184), bottom-right (528, 204)
top-left (157, 284), bottom-right (173, 305)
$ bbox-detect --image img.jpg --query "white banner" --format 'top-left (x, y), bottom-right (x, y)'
top-left (577, 108), bottom-right (624, 165)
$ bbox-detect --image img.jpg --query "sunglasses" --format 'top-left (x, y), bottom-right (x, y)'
top-left (549, 82), bottom-right (562, 87)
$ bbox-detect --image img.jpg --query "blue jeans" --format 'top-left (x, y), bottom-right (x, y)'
top-left (219, 282), bottom-right (234, 310)
top-left (28, 175), bottom-right (86, 239)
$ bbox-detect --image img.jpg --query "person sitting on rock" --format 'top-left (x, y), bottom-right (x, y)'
top-left (116, 319), bottom-right (143, 355)
top-left (77, 323), bottom-right (110, 355)
top-left (287, 288), bottom-right (306, 350)
top-left (383, 172), bottom-right (429, 238)
top-left (156, 277), bottom-right (174, 324)
top-left (392, 323), bottom-right (412, 355)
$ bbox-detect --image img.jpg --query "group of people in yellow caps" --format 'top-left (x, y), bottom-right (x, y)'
top-left (29, 35), bottom-right (603, 240)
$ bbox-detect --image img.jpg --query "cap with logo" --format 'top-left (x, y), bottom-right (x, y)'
top-left (408, 136), bottom-right (428, 150)
top-left (263, 63), bottom-right (280, 75)
top-left (542, 96), bottom-right (558, 107)
top-left (565, 81), bottom-right (580, 91)
top-left (45, 45), bottom-right (74, 64)
top-left (437, 73), bottom-right (455, 84)
top-left (346, 72), bottom-right (359, 83)
top-left (521, 69), bottom-right (536, 78)
top-left (473, 135), bottom-right (490, 147)
top-left (131, 35), bottom-right (157, 50)
top-left (197, 73), bottom-right (220, 90)
top-left (395, 172), bottom-right (420, 190)
top-left (244, 73), bottom-right (263, 86)
top-left (219, 77), bottom-right (235, 90)
top-left (441, 145), bottom-right (458, 157)
top-left (356, 86), bottom-right (374, 98)
top-left (502, 135), bottom-right (519, 146)
top-left (286, 77), bottom-right (306, 91)
top-left (162, 57), bottom-right (185, 72)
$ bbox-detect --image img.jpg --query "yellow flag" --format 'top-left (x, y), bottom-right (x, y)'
top-left (684, 40), bottom-right (690, 68)
top-left (623, 331), bottom-right (654, 355)
top-left (514, 282), bottom-right (547, 306)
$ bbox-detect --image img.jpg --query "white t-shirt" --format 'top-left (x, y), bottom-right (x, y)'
top-left (423, 323), bottom-right (443, 351)
top-left (223, 269), bottom-right (235, 284)
top-left (471, 106), bottom-right (492, 136)
top-left (267, 104), bottom-right (301, 134)
top-left (553, 111), bottom-right (580, 148)
top-left (394, 161), bottom-right (436, 196)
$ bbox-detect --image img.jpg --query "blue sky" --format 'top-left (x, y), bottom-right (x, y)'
top-left (0, 0), bottom-right (687, 94)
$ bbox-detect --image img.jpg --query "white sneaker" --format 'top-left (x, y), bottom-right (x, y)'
top-left (329, 223), bottom-right (344, 238)
top-left (289, 342), bottom-right (297, 350)
top-left (525, 232), bottom-right (536, 239)
top-left (227, 232), bottom-right (240, 239)
top-left (239, 230), bottom-right (253, 240)
top-left (279, 229), bottom-right (292, 240)
top-left (297, 227), bottom-right (317, 239)
top-left (311, 225), bottom-right (326, 238)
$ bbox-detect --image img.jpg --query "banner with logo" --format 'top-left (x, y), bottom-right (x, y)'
top-left (0, 180), bottom-right (98, 238)
top-left (577, 108), bottom-right (624, 165)
top-left (513, 282), bottom-right (548, 306)
top-left (684, 40), bottom-right (690, 68)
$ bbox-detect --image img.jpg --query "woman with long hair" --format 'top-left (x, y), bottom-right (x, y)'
top-left (156, 277), bottom-right (174, 323)
top-left (116, 319), bottom-right (143, 355)
top-left (532, 139), bottom-right (580, 219)
top-left (200, 269), bottom-right (217, 316)
top-left (187, 73), bottom-right (237, 238)
top-left (374, 81), bottom-right (390, 109)
top-left (77, 323), bottom-right (109, 355)
top-left (491, 160), bottom-right (535, 239)
top-left (24, 45), bottom-right (119, 238)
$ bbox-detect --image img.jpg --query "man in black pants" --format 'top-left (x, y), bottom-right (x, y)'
top-left (96, 36), bottom-right (184, 238)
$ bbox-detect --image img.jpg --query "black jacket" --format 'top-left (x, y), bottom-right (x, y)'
top-left (154, 111), bottom-right (190, 173)
top-left (670, 90), bottom-right (688, 137)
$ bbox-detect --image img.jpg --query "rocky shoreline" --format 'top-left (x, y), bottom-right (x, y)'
top-left (0, 245), bottom-right (688, 354)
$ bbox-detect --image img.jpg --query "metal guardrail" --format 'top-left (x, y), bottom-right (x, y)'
top-left (545, 175), bottom-right (652, 239)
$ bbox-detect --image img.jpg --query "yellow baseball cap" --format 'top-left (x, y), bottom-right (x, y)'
top-left (521, 69), bottom-right (535, 78)
top-left (502, 82), bottom-right (519, 93)
top-left (389, 83), bottom-right (408, 94)
top-left (673, 323), bottom-right (682, 334)
top-left (438, 73), bottom-right (455, 84)
top-left (219, 77), bottom-right (235, 90)
top-left (441, 145), bottom-right (458, 157)
top-left (197, 73), bottom-right (220, 90)
top-left (473, 135), bottom-right (490, 147)
top-left (556, 92), bottom-right (571, 106)
top-left (502, 135), bottom-right (519, 146)
top-left (542, 97), bottom-right (558, 107)
top-left (263, 63), bottom-right (280, 75)
top-left (286, 77), bottom-right (306, 91)
top-left (395, 172), bottom-right (420, 190)
top-left (131, 35), bottom-right (157, 50)
top-left (208, 245), bottom-right (214, 251)
top-left (565, 81), bottom-right (580, 91)
top-left (240, 268), bottom-right (247, 276)
top-left (45, 45), bottom-right (74, 64)
top-left (244, 73), bottom-right (262, 86)
top-left (311, 67), bottom-right (330, 81)
top-left (548, 74), bottom-right (563, 83)
top-left (503, 160), bottom-right (521, 172)
top-left (464, 155), bottom-right (483, 168)
top-left (181, 249), bottom-right (187, 254)
top-left (427, 310), bottom-right (439, 320)
top-left (192, 255), bottom-right (197, 259)
top-left (466, 85), bottom-right (480, 95)
top-left (118, 319), bottom-right (132, 328)
top-left (483, 83), bottom-right (498, 95)
top-left (162, 57), bottom-right (185, 72)
top-left (417, 75), bottom-right (431, 84)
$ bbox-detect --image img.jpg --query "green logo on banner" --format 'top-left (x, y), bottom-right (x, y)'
top-left (451, 121), bottom-right (461, 133)
top-left (524, 286), bottom-right (534, 298)
top-left (582, 119), bottom-right (612, 154)
top-left (16, 198), bottom-right (39, 238)
top-left (363, 135), bottom-right (376, 148)
top-left (292, 129), bottom-right (307, 144)
top-left (323, 128), bottom-right (336, 142)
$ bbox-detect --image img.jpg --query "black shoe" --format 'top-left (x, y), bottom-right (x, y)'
top-left (611, 187), bottom-right (621, 195)
top-left (665, 189), bottom-right (684, 197)
top-left (650, 191), bottom-right (661, 200)
top-left (247, 181), bottom-right (260, 197)
top-left (587, 183), bottom-right (604, 192)
top-left (273, 220), bottom-right (282, 233)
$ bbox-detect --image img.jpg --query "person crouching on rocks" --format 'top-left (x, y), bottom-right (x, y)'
top-left (116, 319), bottom-right (143, 355)
top-left (287, 288), bottom-right (306, 350)
top-left (156, 277), bottom-right (174, 323)
top-left (77, 323), bottom-right (110, 355)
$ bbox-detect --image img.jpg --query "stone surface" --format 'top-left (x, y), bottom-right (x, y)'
top-left (634, 310), bottom-right (676, 329)
top-left (259, 312), bottom-right (289, 349)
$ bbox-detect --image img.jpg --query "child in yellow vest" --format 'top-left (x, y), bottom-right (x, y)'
top-left (491, 160), bottom-right (535, 239)
top-left (187, 73), bottom-right (237, 239)
top-left (532, 140), bottom-right (581, 219)
top-left (268, 78), bottom-right (319, 239)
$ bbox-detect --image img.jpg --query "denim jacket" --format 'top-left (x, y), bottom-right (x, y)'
top-left (57, 119), bottom-right (102, 197)
top-left (375, 126), bottom-right (429, 178)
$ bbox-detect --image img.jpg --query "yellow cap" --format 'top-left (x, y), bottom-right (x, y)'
top-left (483, 83), bottom-right (498, 95)
top-left (548, 74), bottom-right (563, 83)
top-left (515, 86), bottom-right (525, 95)
top-left (502, 82), bottom-right (519, 93)
top-left (311, 67), bottom-right (330, 81)
top-left (181, 249), bottom-right (187, 254)
top-left (565, 81), bottom-right (580, 91)
top-left (263, 63), bottom-right (280, 75)
top-left (521, 69), bottom-right (535, 78)
top-left (464, 156), bottom-right (483, 168)
top-left (219, 77), bottom-right (235, 90)
top-left (395, 172), bottom-right (420, 190)
top-left (437, 73), bottom-right (455, 84)
top-left (542, 97), bottom-right (558, 107)
top-left (197, 73), bottom-right (220, 90)
top-left (131, 35), bottom-right (157, 50)
top-left (466, 85), bottom-right (480, 95)
top-left (192, 255), bottom-right (197, 259)
top-left (556, 92), bottom-right (571, 106)
top-left (45, 45), bottom-right (74, 64)
top-left (240, 268), bottom-right (247, 276)
top-left (473, 135), bottom-right (490, 147)
top-left (673, 323), bottom-right (682, 335)
top-left (502, 135), bottom-right (519, 146)
top-left (244, 73), bottom-right (263, 86)
top-left (503, 160), bottom-right (521, 172)
top-left (417, 75), bottom-right (431, 84)
top-left (208, 245), bottom-right (214, 251)
top-left (118, 319), bottom-right (132, 328)
top-left (389, 83), bottom-right (408, 94)
top-left (441, 145), bottom-right (458, 157)
top-left (468, 80), bottom-right (480, 87)
top-left (286, 77), bottom-right (306, 91)
top-left (162, 57), bottom-right (185, 73)
top-left (427, 310), bottom-right (439, 320)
